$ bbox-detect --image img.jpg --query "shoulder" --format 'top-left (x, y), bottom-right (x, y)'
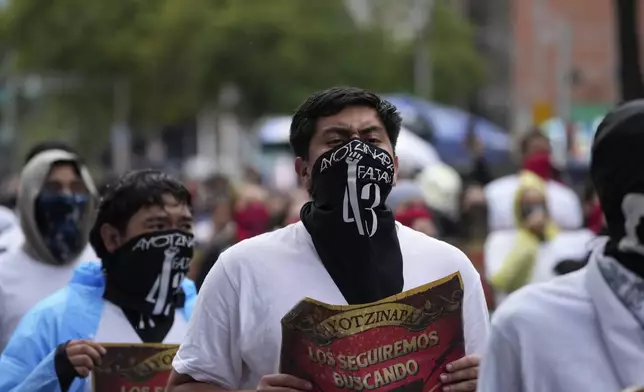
top-left (218, 223), bottom-right (304, 268)
top-left (397, 224), bottom-right (468, 260)
top-left (13, 286), bottom-right (74, 332)
top-left (397, 224), bottom-right (480, 281)
top-left (546, 180), bottom-right (580, 201)
top-left (549, 230), bottom-right (596, 253)
top-left (492, 270), bottom-right (590, 337)
top-left (207, 223), bottom-right (305, 287)
top-left (484, 175), bottom-right (518, 195)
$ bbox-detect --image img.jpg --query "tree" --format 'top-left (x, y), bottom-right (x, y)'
top-left (1, 0), bottom-right (484, 140)
top-left (137, 0), bottom-right (413, 121)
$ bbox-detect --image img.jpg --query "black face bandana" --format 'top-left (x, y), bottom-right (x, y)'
top-left (301, 139), bottom-right (404, 305)
top-left (103, 230), bottom-right (194, 342)
top-left (591, 100), bottom-right (644, 278)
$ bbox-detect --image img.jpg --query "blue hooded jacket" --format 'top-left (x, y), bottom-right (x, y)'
top-left (0, 262), bottom-right (197, 392)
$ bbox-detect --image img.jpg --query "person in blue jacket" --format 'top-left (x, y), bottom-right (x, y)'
top-left (0, 169), bottom-right (198, 392)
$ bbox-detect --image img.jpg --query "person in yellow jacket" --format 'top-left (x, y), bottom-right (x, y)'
top-left (490, 172), bottom-right (559, 294)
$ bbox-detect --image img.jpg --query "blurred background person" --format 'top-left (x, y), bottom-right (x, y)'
top-left (0, 148), bottom-right (98, 351)
top-left (485, 172), bottom-right (594, 305)
top-left (484, 130), bottom-right (583, 232)
top-left (0, 141), bottom-right (84, 251)
top-left (582, 180), bottom-right (605, 235)
top-left (416, 163), bottom-right (463, 242)
top-left (457, 183), bottom-right (495, 309)
top-left (193, 182), bottom-right (271, 291)
top-left (387, 180), bottom-right (438, 237)
top-left (191, 196), bottom-right (235, 290)
top-left (477, 99), bottom-right (644, 392)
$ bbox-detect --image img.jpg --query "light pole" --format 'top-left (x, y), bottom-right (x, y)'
top-left (411, 0), bottom-right (435, 100)
top-left (555, 21), bottom-right (573, 122)
top-left (110, 79), bottom-right (132, 175)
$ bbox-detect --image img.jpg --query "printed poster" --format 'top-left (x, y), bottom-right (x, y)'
top-left (280, 272), bottom-right (465, 392)
top-left (92, 343), bottom-right (178, 392)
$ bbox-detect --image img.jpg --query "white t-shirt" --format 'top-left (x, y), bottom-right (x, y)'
top-left (478, 253), bottom-right (644, 391)
top-left (173, 222), bottom-right (489, 389)
top-left (0, 244), bottom-right (96, 351)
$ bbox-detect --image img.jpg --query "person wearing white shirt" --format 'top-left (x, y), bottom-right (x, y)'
top-left (0, 146), bottom-right (99, 352)
top-left (484, 129), bottom-right (583, 232)
top-left (0, 169), bottom-right (198, 391)
top-left (478, 100), bottom-right (644, 391)
top-left (168, 87), bottom-right (489, 392)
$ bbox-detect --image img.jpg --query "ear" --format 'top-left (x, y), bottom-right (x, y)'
top-left (294, 156), bottom-right (312, 191)
top-left (100, 223), bottom-right (122, 254)
top-left (392, 155), bottom-right (399, 186)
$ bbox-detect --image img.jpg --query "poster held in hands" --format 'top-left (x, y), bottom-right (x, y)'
top-left (280, 272), bottom-right (465, 392)
top-left (92, 343), bottom-right (178, 392)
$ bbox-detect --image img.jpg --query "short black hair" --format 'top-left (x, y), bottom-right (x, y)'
top-left (89, 169), bottom-right (192, 259)
top-left (289, 87), bottom-right (402, 159)
top-left (519, 127), bottom-right (549, 155)
top-left (24, 141), bottom-right (78, 165)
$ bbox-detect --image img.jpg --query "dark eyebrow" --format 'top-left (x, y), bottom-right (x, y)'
top-left (143, 215), bottom-right (170, 224)
top-left (321, 126), bottom-right (353, 137)
top-left (359, 126), bottom-right (385, 135)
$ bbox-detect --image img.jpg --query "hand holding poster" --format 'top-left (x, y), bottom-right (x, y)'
top-left (280, 273), bottom-right (465, 392)
top-left (92, 343), bottom-right (178, 392)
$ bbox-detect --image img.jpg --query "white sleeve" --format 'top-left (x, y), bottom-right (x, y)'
top-left (172, 252), bottom-right (244, 388)
top-left (477, 322), bottom-right (523, 392)
top-left (461, 264), bottom-right (490, 355)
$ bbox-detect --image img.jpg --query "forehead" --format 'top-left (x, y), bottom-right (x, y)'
top-left (137, 194), bottom-right (193, 218)
top-left (47, 162), bottom-right (80, 181)
top-left (315, 106), bottom-right (384, 133)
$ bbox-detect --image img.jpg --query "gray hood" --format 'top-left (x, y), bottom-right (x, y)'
top-left (18, 149), bottom-right (98, 265)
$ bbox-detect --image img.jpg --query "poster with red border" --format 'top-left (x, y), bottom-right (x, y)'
top-left (280, 272), bottom-right (465, 392)
top-left (92, 343), bottom-right (178, 392)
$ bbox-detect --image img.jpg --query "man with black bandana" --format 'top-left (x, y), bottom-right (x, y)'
top-left (478, 100), bottom-right (644, 391)
top-left (0, 146), bottom-right (98, 352)
top-left (0, 169), bottom-right (198, 391)
top-left (168, 87), bottom-right (489, 392)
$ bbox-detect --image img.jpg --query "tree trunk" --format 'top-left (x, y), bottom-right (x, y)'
top-left (615, 0), bottom-right (644, 101)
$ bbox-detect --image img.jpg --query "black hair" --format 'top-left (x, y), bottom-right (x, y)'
top-left (289, 87), bottom-right (402, 159)
top-left (24, 141), bottom-right (78, 165)
top-left (97, 174), bottom-right (120, 197)
top-left (519, 127), bottom-right (549, 155)
top-left (89, 169), bottom-right (192, 259)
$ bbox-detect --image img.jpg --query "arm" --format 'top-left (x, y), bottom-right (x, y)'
top-left (476, 323), bottom-right (523, 392)
top-left (490, 232), bottom-right (540, 293)
top-left (461, 260), bottom-right (490, 356)
top-left (168, 252), bottom-right (245, 390)
top-left (0, 310), bottom-right (62, 391)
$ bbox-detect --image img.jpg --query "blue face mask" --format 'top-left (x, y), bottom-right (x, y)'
top-left (34, 191), bottom-right (88, 264)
